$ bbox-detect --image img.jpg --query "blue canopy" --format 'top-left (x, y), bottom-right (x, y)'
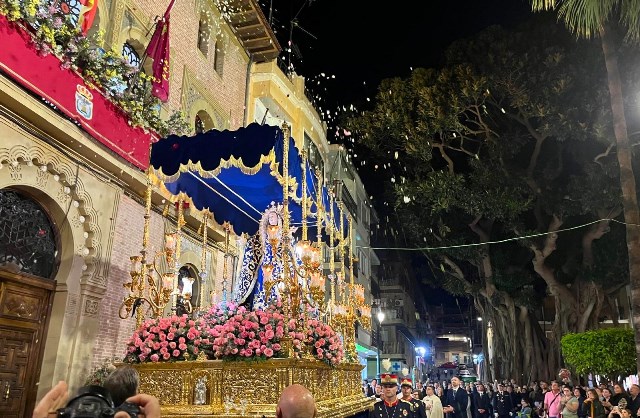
top-left (149, 123), bottom-right (345, 237)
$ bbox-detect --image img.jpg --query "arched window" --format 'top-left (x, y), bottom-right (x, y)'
top-left (195, 114), bottom-right (206, 134)
top-left (122, 42), bottom-right (141, 68)
top-left (0, 189), bottom-right (58, 278)
top-left (194, 110), bottom-right (214, 134)
top-left (213, 35), bottom-right (225, 76)
top-left (197, 13), bottom-right (210, 57)
top-left (177, 265), bottom-right (200, 316)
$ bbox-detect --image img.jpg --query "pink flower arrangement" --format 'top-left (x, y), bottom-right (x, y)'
top-left (202, 301), bottom-right (285, 360)
top-left (123, 315), bottom-right (212, 363)
top-left (290, 318), bottom-right (344, 366)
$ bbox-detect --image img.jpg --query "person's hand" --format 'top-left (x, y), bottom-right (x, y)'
top-left (32, 381), bottom-right (69, 418)
top-left (114, 393), bottom-right (161, 418)
top-left (494, 413), bottom-right (499, 417)
top-left (479, 409), bottom-right (486, 413)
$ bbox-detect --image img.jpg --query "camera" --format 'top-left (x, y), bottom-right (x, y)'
top-left (56, 385), bottom-right (141, 418)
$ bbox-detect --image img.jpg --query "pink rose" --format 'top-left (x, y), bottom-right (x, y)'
top-left (179, 343), bottom-right (187, 350)
top-left (272, 343), bottom-right (281, 351)
top-left (173, 349), bottom-right (180, 357)
top-left (150, 354), bottom-right (159, 362)
top-left (264, 348), bottom-right (274, 357)
top-left (167, 333), bottom-right (175, 340)
top-left (162, 352), bottom-right (170, 360)
top-left (265, 330), bottom-right (275, 339)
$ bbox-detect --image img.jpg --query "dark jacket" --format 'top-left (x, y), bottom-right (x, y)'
top-left (493, 391), bottom-right (514, 417)
top-left (445, 387), bottom-right (469, 418)
top-left (473, 391), bottom-right (493, 418)
top-left (580, 398), bottom-right (606, 418)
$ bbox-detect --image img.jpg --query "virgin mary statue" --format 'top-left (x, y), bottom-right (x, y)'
top-left (232, 203), bottom-right (285, 309)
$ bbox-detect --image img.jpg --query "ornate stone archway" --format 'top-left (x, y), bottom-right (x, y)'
top-left (0, 138), bottom-right (120, 395)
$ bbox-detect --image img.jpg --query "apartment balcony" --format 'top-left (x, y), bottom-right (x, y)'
top-left (380, 341), bottom-right (407, 359)
top-left (0, 16), bottom-right (157, 170)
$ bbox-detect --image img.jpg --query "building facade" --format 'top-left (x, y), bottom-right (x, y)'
top-left (0, 0), bottom-right (279, 415)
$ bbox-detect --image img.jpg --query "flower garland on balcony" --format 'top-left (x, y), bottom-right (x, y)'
top-left (0, 0), bottom-right (190, 137)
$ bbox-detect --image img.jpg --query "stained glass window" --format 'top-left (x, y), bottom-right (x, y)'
top-left (122, 43), bottom-right (141, 68)
top-left (0, 189), bottom-right (58, 278)
top-left (58, 0), bottom-right (82, 27)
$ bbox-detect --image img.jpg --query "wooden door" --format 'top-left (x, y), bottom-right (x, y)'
top-left (0, 270), bottom-right (54, 418)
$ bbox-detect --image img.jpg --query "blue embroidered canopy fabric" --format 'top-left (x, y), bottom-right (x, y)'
top-left (149, 123), bottom-right (343, 236)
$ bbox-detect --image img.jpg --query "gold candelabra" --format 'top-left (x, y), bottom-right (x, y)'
top-left (120, 180), bottom-right (179, 327)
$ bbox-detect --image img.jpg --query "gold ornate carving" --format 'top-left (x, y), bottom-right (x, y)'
top-left (129, 359), bottom-right (371, 417)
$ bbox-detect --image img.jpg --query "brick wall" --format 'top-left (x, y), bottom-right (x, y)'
top-left (91, 194), bottom-right (166, 369)
top-left (128, 0), bottom-right (249, 128)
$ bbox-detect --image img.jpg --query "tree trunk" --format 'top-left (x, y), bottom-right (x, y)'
top-left (600, 26), bottom-right (640, 373)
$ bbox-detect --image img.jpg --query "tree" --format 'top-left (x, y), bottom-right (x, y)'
top-left (530, 0), bottom-right (640, 375)
top-left (345, 17), bottom-right (637, 381)
top-left (561, 328), bottom-right (636, 382)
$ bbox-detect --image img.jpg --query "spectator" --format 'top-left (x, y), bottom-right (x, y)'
top-left (104, 366), bottom-right (139, 407)
top-left (583, 389), bottom-right (607, 418)
top-left (276, 384), bottom-right (317, 418)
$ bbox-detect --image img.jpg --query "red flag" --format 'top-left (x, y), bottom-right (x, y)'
top-left (78, 0), bottom-right (98, 35)
top-left (145, 0), bottom-right (176, 102)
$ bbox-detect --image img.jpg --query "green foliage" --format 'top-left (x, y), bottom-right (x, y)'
top-left (346, 14), bottom-right (637, 309)
top-left (561, 328), bottom-right (636, 378)
top-left (0, 0), bottom-right (191, 137)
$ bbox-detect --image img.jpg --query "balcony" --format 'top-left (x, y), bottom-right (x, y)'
top-left (381, 341), bottom-right (406, 359)
top-left (0, 14), bottom-right (172, 170)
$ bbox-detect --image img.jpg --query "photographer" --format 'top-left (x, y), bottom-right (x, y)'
top-left (32, 381), bottom-right (161, 418)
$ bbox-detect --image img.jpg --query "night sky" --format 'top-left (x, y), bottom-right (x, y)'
top-left (261, 0), bottom-right (534, 113)
top-left (258, 0), bottom-right (537, 308)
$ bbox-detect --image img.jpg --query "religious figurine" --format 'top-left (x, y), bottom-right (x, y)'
top-left (232, 203), bottom-right (285, 309)
top-left (194, 376), bottom-right (207, 405)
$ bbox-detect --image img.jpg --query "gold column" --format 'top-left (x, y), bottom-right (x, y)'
top-left (173, 197), bottom-right (185, 312)
top-left (281, 123), bottom-right (293, 324)
top-left (199, 211), bottom-right (208, 308)
top-left (136, 178), bottom-right (153, 327)
top-left (301, 151), bottom-right (308, 241)
top-left (315, 169), bottom-right (323, 253)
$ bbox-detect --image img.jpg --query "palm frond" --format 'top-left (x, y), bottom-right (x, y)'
top-left (619, 0), bottom-right (640, 42)
top-left (557, 0), bottom-right (615, 39)
top-left (530, 0), bottom-right (558, 11)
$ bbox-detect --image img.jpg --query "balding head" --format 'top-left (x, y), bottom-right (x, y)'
top-left (276, 384), bottom-right (317, 418)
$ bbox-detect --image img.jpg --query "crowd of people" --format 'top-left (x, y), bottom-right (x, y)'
top-left (364, 374), bottom-right (640, 418)
top-left (31, 365), bottom-right (640, 418)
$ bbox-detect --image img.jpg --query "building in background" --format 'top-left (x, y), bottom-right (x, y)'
top-left (371, 251), bottom-right (430, 381)
top-left (325, 144), bottom-right (379, 378)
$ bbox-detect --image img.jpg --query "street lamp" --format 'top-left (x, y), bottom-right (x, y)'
top-left (376, 310), bottom-right (385, 377)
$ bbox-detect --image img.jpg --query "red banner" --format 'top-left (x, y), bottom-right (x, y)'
top-left (0, 15), bottom-right (157, 169)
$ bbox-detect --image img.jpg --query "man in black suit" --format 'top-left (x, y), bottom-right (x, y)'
top-left (444, 376), bottom-right (469, 418)
top-left (493, 383), bottom-right (514, 418)
top-left (473, 383), bottom-right (492, 418)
